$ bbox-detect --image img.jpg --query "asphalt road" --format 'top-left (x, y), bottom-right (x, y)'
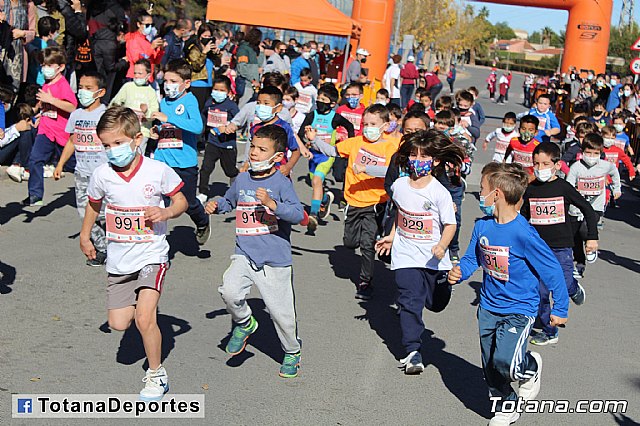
top-left (1, 66), bottom-right (639, 425)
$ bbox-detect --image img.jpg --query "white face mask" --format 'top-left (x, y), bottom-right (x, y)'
top-left (534, 167), bottom-right (555, 182)
top-left (249, 153), bottom-right (279, 172)
top-left (624, 90), bottom-right (632, 97)
top-left (603, 138), bottom-right (615, 148)
top-left (583, 155), bottom-right (599, 166)
top-left (164, 82), bottom-right (183, 99)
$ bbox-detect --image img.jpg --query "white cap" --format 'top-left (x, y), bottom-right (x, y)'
top-left (356, 48), bottom-right (370, 56)
top-left (407, 55), bottom-right (415, 62)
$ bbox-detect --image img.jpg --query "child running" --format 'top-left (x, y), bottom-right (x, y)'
top-left (197, 75), bottom-right (240, 203)
top-left (601, 125), bottom-right (636, 180)
top-left (109, 59), bottom-right (160, 155)
top-left (80, 106), bottom-right (188, 400)
top-left (310, 104), bottom-right (401, 299)
top-left (149, 59), bottom-right (211, 245)
top-left (484, 112), bottom-right (518, 163)
top-left (521, 142), bottom-right (598, 346)
top-left (566, 133), bottom-right (621, 278)
top-left (375, 129), bottom-right (463, 374)
top-left (25, 46), bottom-right (78, 207)
top-left (299, 83), bottom-right (354, 232)
top-left (504, 115), bottom-right (540, 178)
top-left (53, 71), bottom-right (109, 266)
top-left (204, 125), bottom-right (305, 378)
top-left (449, 162), bottom-right (569, 426)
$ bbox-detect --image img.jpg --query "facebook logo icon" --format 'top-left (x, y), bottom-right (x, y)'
top-left (17, 398), bottom-right (32, 413)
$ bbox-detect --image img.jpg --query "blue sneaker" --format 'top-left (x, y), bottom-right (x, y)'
top-left (279, 352), bottom-right (301, 378)
top-left (226, 316), bottom-right (258, 355)
top-left (139, 365), bottom-right (169, 401)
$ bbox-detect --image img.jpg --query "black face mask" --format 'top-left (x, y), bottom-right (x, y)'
top-left (316, 101), bottom-right (332, 114)
top-left (458, 107), bottom-right (469, 113)
top-left (279, 52), bottom-right (286, 58)
top-left (361, 58), bottom-right (367, 64)
top-left (594, 110), bottom-right (604, 117)
top-left (201, 38), bottom-right (212, 46)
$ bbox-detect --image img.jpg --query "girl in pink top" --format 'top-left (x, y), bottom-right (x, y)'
top-left (25, 46), bottom-right (78, 207)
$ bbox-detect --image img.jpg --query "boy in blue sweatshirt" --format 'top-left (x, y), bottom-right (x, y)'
top-left (150, 59), bottom-right (210, 245)
top-left (449, 162), bottom-right (569, 426)
top-left (198, 75), bottom-right (240, 202)
top-left (205, 125), bottom-right (305, 378)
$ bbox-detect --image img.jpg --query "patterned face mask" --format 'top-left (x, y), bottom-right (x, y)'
top-left (408, 159), bottom-right (432, 177)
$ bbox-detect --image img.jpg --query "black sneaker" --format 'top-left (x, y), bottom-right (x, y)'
top-left (318, 191), bottom-right (334, 220)
top-left (22, 196), bottom-right (43, 207)
top-left (86, 251), bottom-right (107, 267)
top-left (196, 223), bottom-right (211, 245)
top-left (355, 282), bottom-right (373, 300)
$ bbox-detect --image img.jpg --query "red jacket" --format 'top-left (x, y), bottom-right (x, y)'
top-left (400, 63), bottom-right (419, 85)
top-left (125, 31), bottom-right (164, 81)
top-left (424, 72), bottom-right (441, 89)
top-left (604, 145), bottom-right (636, 179)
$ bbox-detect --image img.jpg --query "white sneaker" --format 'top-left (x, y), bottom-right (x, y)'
top-left (518, 351), bottom-right (542, 401)
top-left (196, 193), bottom-right (208, 205)
top-left (400, 350), bottom-right (424, 375)
top-left (22, 169), bottom-right (30, 181)
top-left (488, 410), bottom-right (520, 425)
top-left (139, 365), bottom-right (169, 401)
top-left (43, 164), bottom-right (54, 178)
top-left (6, 165), bottom-right (24, 182)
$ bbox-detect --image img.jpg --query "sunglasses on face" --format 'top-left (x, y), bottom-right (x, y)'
top-left (143, 23), bottom-right (153, 28)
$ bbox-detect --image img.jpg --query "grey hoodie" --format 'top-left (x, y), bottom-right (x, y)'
top-left (566, 158), bottom-right (620, 218)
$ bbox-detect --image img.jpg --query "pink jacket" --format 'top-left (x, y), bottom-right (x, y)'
top-left (125, 31), bottom-right (164, 81)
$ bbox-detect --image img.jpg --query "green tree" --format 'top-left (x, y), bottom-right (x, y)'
top-left (608, 22), bottom-right (640, 73)
top-left (492, 21), bottom-right (516, 40)
top-left (529, 27), bottom-right (563, 47)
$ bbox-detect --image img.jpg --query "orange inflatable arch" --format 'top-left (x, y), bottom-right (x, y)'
top-left (355, 0), bottom-right (613, 81)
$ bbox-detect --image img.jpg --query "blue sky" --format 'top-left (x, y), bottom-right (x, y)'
top-left (480, 0), bottom-right (628, 35)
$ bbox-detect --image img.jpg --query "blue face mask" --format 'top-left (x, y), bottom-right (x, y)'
top-left (479, 194), bottom-right (495, 216)
top-left (346, 97), bottom-right (360, 109)
top-left (218, 38), bottom-right (228, 49)
top-left (106, 140), bottom-right (136, 168)
top-left (408, 159), bottom-right (432, 177)
top-left (255, 104), bottom-right (276, 122)
top-left (211, 90), bottom-right (228, 103)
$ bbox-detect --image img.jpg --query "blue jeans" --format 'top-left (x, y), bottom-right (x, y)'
top-left (0, 128), bottom-right (36, 166)
top-left (168, 166), bottom-right (209, 229)
top-left (478, 306), bottom-right (537, 409)
top-left (538, 247), bottom-right (577, 336)
top-left (28, 134), bottom-right (76, 200)
top-left (400, 84), bottom-right (415, 109)
top-left (395, 268), bottom-right (446, 353)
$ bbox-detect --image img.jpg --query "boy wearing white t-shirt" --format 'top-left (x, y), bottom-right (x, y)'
top-left (293, 68), bottom-right (318, 115)
top-left (54, 72), bottom-right (109, 266)
top-left (483, 112), bottom-right (518, 163)
top-left (80, 106), bottom-right (187, 401)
